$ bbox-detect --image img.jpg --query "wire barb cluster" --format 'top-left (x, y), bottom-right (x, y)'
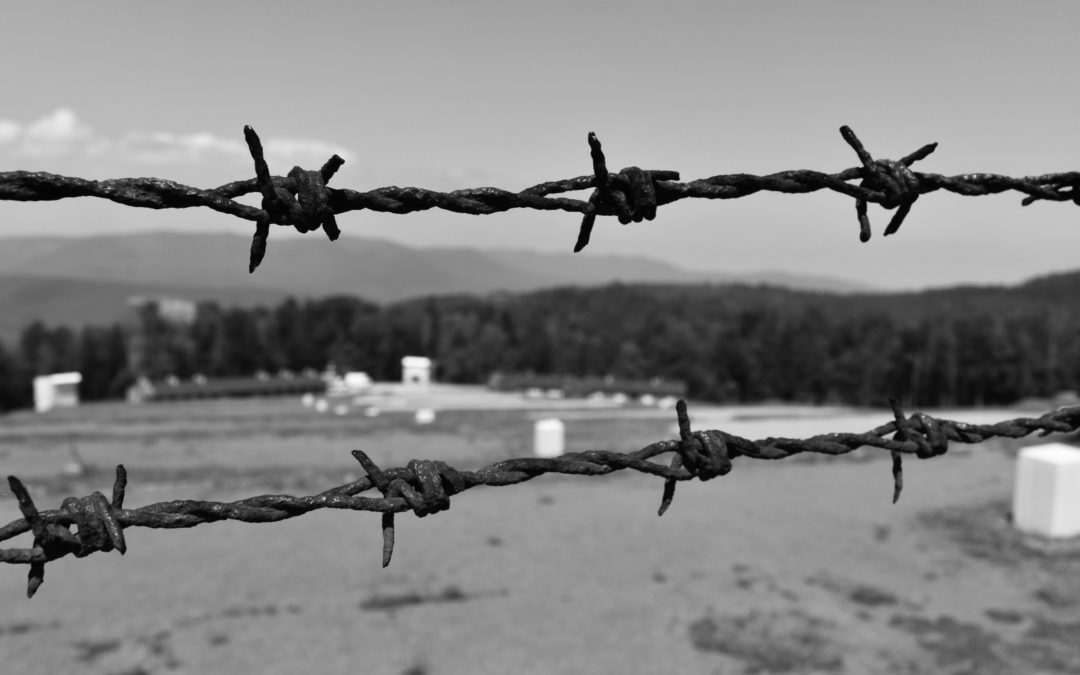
top-left (3, 401), bottom-right (1078, 598)
top-left (5, 466), bottom-right (128, 597)
top-left (3, 126), bottom-right (1080, 271)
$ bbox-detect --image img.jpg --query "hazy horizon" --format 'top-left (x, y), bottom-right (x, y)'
top-left (3, 2), bottom-right (1080, 292)
top-left (5, 227), bottom-right (1077, 294)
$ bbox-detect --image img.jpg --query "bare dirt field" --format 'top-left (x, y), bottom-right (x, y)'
top-left (1, 387), bottom-right (1079, 674)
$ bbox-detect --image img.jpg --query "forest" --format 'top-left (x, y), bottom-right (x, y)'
top-left (1, 272), bottom-right (1078, 413)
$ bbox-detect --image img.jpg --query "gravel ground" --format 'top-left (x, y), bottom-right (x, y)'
top-left (1, 395), bottom-right (1078, 674)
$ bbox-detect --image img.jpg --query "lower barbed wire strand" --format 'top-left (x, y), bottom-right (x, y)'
top-left (2, 404), bottom-right (1077, 570)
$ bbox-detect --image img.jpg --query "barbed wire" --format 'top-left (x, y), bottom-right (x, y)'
top-left (3, 399), bottom-right (1078, 598)
top-left (4, 125), bottom-right (1080, 599)
top-left (2, 125), bottom-right (1079, 272)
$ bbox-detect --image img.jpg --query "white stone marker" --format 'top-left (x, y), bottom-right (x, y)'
top-left (415, 408), bottom-right (436, 425)
top-left (314, 398), bottom-right (329, 414)
top-left (1013, 443), bottom-right (1080, 538)
top-left (534, 418), bottom-right (565, 458)
top-left (62, 461), bottom-right (86, 477)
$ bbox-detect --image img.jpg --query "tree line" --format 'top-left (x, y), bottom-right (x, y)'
top-left (1, 278), bottom-right (1078, 412)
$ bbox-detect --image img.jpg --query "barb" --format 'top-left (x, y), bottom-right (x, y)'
top-left (3, 402), bottom-right (1078, 598)
top-left (3, 126), bottom-right (1079, 269)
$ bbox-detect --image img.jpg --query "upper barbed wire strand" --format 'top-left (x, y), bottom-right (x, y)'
top-left (2, 126), bottom-right (1080, 271)
top-left (3, 401), bottom-right (1079, 597)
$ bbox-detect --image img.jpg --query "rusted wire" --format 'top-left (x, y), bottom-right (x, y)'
top-left (2, 125), bottom-right (1079, 271)
top-left (4, 123), bottom-right (1080, 597)
top-left (3, 400), bottom-right (1078, 598)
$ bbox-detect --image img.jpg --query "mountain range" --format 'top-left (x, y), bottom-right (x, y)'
top-left (0, 231), bottom-right (876, 341)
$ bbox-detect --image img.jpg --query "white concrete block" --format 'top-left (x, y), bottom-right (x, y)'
top-left (1013, 443), bottom-right (1080, 538)
top-left (415, 408), bottom-right (436, 425)
top-left (534, 419), bottom-right (565, 458)
top-left (62, 461), bottom-right (86, 477)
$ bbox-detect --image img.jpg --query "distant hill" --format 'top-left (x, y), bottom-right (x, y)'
top-left (567, 276), bottom-right (1080, 324)
top-left (0, 231), bottom-right (876, 341)
top-left (1015, 269), bottom-right (1080, 302)
top-left (0, 274), bottom-right (291, 343)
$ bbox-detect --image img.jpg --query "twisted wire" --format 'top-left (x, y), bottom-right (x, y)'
top-left (4, 123), bottom-right (1080, 598)
top-left (3, 400), bottom-right (1078, 598)
top-left (2, 125), bottom-right (1079, 271)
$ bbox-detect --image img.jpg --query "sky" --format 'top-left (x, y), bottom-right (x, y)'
top-left (2, 1), bottom-right (1079, 290)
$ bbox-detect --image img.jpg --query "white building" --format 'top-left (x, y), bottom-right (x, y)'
top-left (401, 356), bottom-right (433, 386)
top-left (127, 295), bottom-right (197, 324)
top-left (33, 372), bottom-right (82, 413)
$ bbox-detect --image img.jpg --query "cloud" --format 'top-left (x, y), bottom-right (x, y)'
top-left (0, 119), bottom-right (22, 145)
top-left (0, 108), bottom-right (351, 168)
top-left (109, 130), bottom-right (249, 165)
top-left (0, 108), bottom-right (95, 158)
top-left (264, 137), bottom-right (350, 164)
top-left (25, 108), bottom-right (92, 143)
